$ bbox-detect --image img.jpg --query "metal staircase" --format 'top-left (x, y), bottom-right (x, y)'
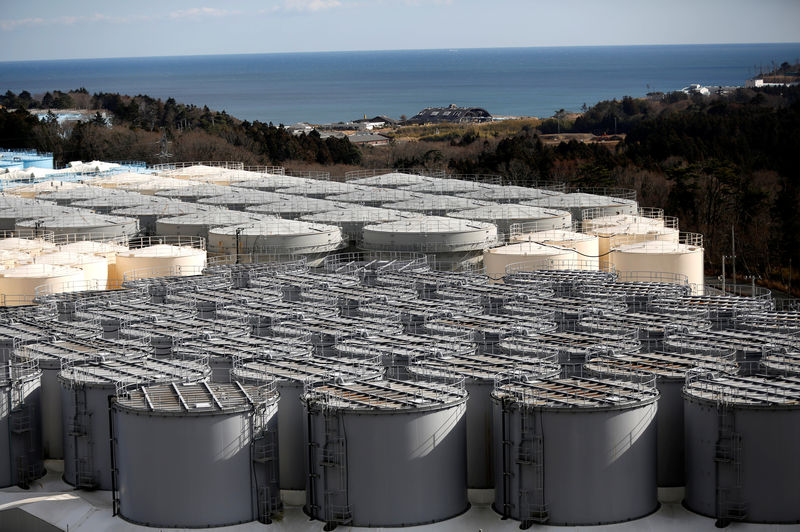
top-left (68, 387), bottom-right (95, 489)
top-left (252, 414), bottom-right (280, 524)
top-left (10, 404), bottom-right (38, 488)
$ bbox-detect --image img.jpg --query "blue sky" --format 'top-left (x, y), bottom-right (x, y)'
top-left (2, 0), bottom-right (799, 61)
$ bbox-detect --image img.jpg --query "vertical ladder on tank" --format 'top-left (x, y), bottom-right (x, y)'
top-left (68, 386), bottom-right (95, 489)
top-left (252, 407), bottom-right (280, 524)
top-left (500, 399), bottom-right (514, 519)
top-left (320, 409), bottom-right (352, 529)
top-left (108, 394), bottom-right (120, 516)
top-left (517, 406), bottom-right (548, 527)
top-left (10, 401), bottom-right (37, 488)
top-left (714, 402), bottom-right (747, 525)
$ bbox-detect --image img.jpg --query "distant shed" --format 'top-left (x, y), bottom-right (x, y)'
top-left (406, 104), bottom-right (492, 124)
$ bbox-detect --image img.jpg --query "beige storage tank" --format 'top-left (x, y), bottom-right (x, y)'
top-left (0, 237), bottom-right (57, 257)
top-left (610, 235), bottom-right (704, 288)
top-left (115, 239), bottom-right (207, 282)
top-left (59, 240), bottom-right (129, 283)
top-left (7, 180), bottom-right (87, 199)
top-left (588, 222), bottom-right (679, 269)
top-left (513, 229), bottom-right (600, 270)
top-left (0, 263), bottom-right (84, 305)
top-left (34, 251), bottom-right (109, 290)
top-left (0, 250), bottom-right (33, 269)
top-left (484, 241), bottom-right (577, 280)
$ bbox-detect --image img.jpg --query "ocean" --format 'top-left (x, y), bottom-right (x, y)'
top-left (1, 43), bottom-right (799, 125)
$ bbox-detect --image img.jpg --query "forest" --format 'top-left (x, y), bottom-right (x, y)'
top-left (1, 83), bottom-right (798, 295)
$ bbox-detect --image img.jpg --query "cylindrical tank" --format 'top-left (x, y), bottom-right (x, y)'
top-left (0, 359), bottom-right (44, 488)
top-left (111, 201), bottom-right (210, 235)
top-left (683, 373), bottom-right (800, 524)
top-left (16, 213), bottom-right (140, 240)
top-left (233, 355), bottom-right (383, 491)
top-left (325, 187), bottom-right (427, 207)
top-left (523, 192), bottom-right (638, 221)
top-left (610, 237), bottom-right (704, 288)
top-left (382, 196), bottom-right (496, 217)
top-left (59, 357), bottom-right (210, 490)
top-left (346, 171), bottom-right (434, 188)
top-left (155, 210), bottom-right (267, 241)
top-left (112, 381), bottom-right (280, 527)
top-left (34, 251), bottom-right (109, 290)
top-left (197, 191), bottom-right (291, 211)
top-left (247, 198), bottom-right (345, 220)
top-left (361, 216), bottom-right (498, 271)
top-left (303, 378), bottom-right (469, 528)
top-left (301, 207), bottom-right (416, 247)
top-left (58, 240), bottom-right (130, 283)
top-left (584, 351), bottom-right (737, 488)
top-left (492, 374), bottom-right (659, 526)
top-left (484, 241), bottom-right (577, 280)
top-left (448, 204), bottom-right (572, 238)
top-left (114, 242), bottom-right (207, 282)
top-left (207, 219), bottom-right (345, 266)
top-left (408, 352), bottom-right (560, 489)
top-left (0, 264), bottom-right (85, 305)
top-left (16, 338), bottom-right (149, 459)
top-left (457, 185), bottom-right (563, 204)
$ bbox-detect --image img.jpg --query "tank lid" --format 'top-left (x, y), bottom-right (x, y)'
top-left (683, 374), bottom-right (800, 406)
top-left (493, 375), bottom-right (658, 409)
top-left (234, 355), bottom-right (383, 383)
top-left (59, 356), bottom-right (209, 386)
top-left (303, 377), bottom-right (467, 411)
top-left (335, 332), bottom-right (476, 360)
top-left (409, 352), bottom-right (561, 381)
top-left (585, 350), bottom-right (738, 379)
top-left (116, 381), bottom-right (276, 413)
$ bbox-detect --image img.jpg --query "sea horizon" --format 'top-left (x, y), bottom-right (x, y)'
top-left (2, 42), bottom-right (799, 125)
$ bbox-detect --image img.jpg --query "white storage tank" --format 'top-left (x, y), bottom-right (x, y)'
top-left (326, 187), bottom-right (428, 206)
top-left (448, 204), bottom-right (572, 239)
top-left (492, 373), bottom-right (659, 526)
top-left (0, 359), bottom-right (44, 488)
top-left (483, 241), bottom-right (577, 280)
top-left (232, 355), bottom-right (383, 492)
top-left (231, 174), bottom-right (313, 192)
top-left (112, 381), bottom-right (281, 527)
top-left (197, 191), bottom-right (292, 211)
top-left (683, 374), bottom-right (800, 525)
top-left (383, 195), bottom-right (496, 216)
top-left (301, 207), bottom-right (416, 248)
top-left (111, 200), bottom-right (211, 235)
top-left (302, 378), bottom-right (469, 528)
top-left (277, 181), bottom-right (367, 198)
top-left (524, 192), bottom-right (638, 221)
top-left (59, 357), bottom-right (211, 490)
top-left (71, 192), bottom-right (166, 214)
top-left (511, 228), bottom-right (600, 270)
top-left (0, 235), bottom-right (56, 257)
top-left (610, 235), bottom-right (704, 288)
top-left (207, 219), bottom-right (345, 266)
top-left (153, 183), bottom-right (232, 202)
top-left (114, 237), bottom-right (207, 282)
top-left (58, 240), bottom-right (129, 284)
top-left (155, 210), bottom-right (268, 241)
top-left (247, 198), bottom-right (345, 219)
top-left (408, 352), bottom-right (560, 489)
top-left (0, 202), bottom-right (88, 231)
top-left (361, 216), bottom-right (498, 270)
top-left (458, 184), bottom-right (563, 203)
top-left (402, 177), bottom-right (497, 195)
top-left (16, 213), bottom-right (140, 240)
top-left (345, 170), bottom-right (435, 188)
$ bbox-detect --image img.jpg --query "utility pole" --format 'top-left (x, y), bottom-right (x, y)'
top-left (731, 225), bottom-right (736, 292)
top-left (722, 255), bottom-right (727, 293)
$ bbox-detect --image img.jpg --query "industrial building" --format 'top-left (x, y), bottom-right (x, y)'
top-left (0, 159), bottom-right (798, 531)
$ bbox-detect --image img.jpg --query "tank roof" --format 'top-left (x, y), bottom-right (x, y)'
top-left (335, 332), bottom-right (477, 360)
top-left (301, 206), bottom-right (416, 224)
top-left (246, 198), bottom-right (345, 216)
top-left (197, 191), bottom-right (291, 207)
top-left (457, 185), bottom-right (563, 202)
top-left (524, 192), bottom-right (637, 208)
top-left (326, 188), bottom-right (428, 204)
top-left (382, 196), bottom-right (496, 212)
top-left (157, 210), bottom-right (268, 227)
top-left (584, 350), bottom-right (737, 380)
top-left (277, 181), bottom-right (368, 196)
top-left (233, 355), bottom-right (383, 384)
top-left (303, 377), bottom-right (467, 411)
top-left (501, 329), bottom-right (641, 355)
top-left (493, 375), bottom-right (658, 409)
top-left (210, 218), bottom-right (342, 237)
top-left (112, 201), bottom-right (211, 217)
top-left (59, 356), bottom-right (210, 387)
top-left (410, 351), bottom-right (561, 381)
top-left (448, 204), bottom-right (572, 222)
top-left (115, 381), bottom-right (275, 413)
top-left (683, 374), bottom-right (800, 407)
top-left (363, 215), bottom-right (496, 234)
top-left (231, 175), bottom-right (314, 190)
top-left (346, 172), bottom-right (435, 187)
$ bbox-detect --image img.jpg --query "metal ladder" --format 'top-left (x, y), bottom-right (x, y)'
top-left (252, 417), bottom-right (280, 524)
top-left (10, 404), bottom-right (37, 488)
top-left (517, 408), bottom-right (548, 527)
top-left (500, 399), bottom-right (514, 519)
top-left (320, 410), bottom-right (352, 529)
top-left (68, 387), bottom-right (95, 489)
top-left (714, 403), bottom-right (747, 524)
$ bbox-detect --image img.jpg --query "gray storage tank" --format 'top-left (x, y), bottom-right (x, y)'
top-left (583, 351), bottom-right (737, 488)
top-left (302, 378), bottom-right (469, 528)
top-left (409, 352), bottom-right (560, 489)
top-left (111, 381), bottom-right (281, 527)
top-left (59, 357), bottom-right (210, 490)
top-left (683, 373), bottom-right (800, 525)
top-left (492, 373), bottom-right (659, 526)
top-left (0, 358), bottom-right (43, 488)
top-left (232, 355), bottom-right (383, 492)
